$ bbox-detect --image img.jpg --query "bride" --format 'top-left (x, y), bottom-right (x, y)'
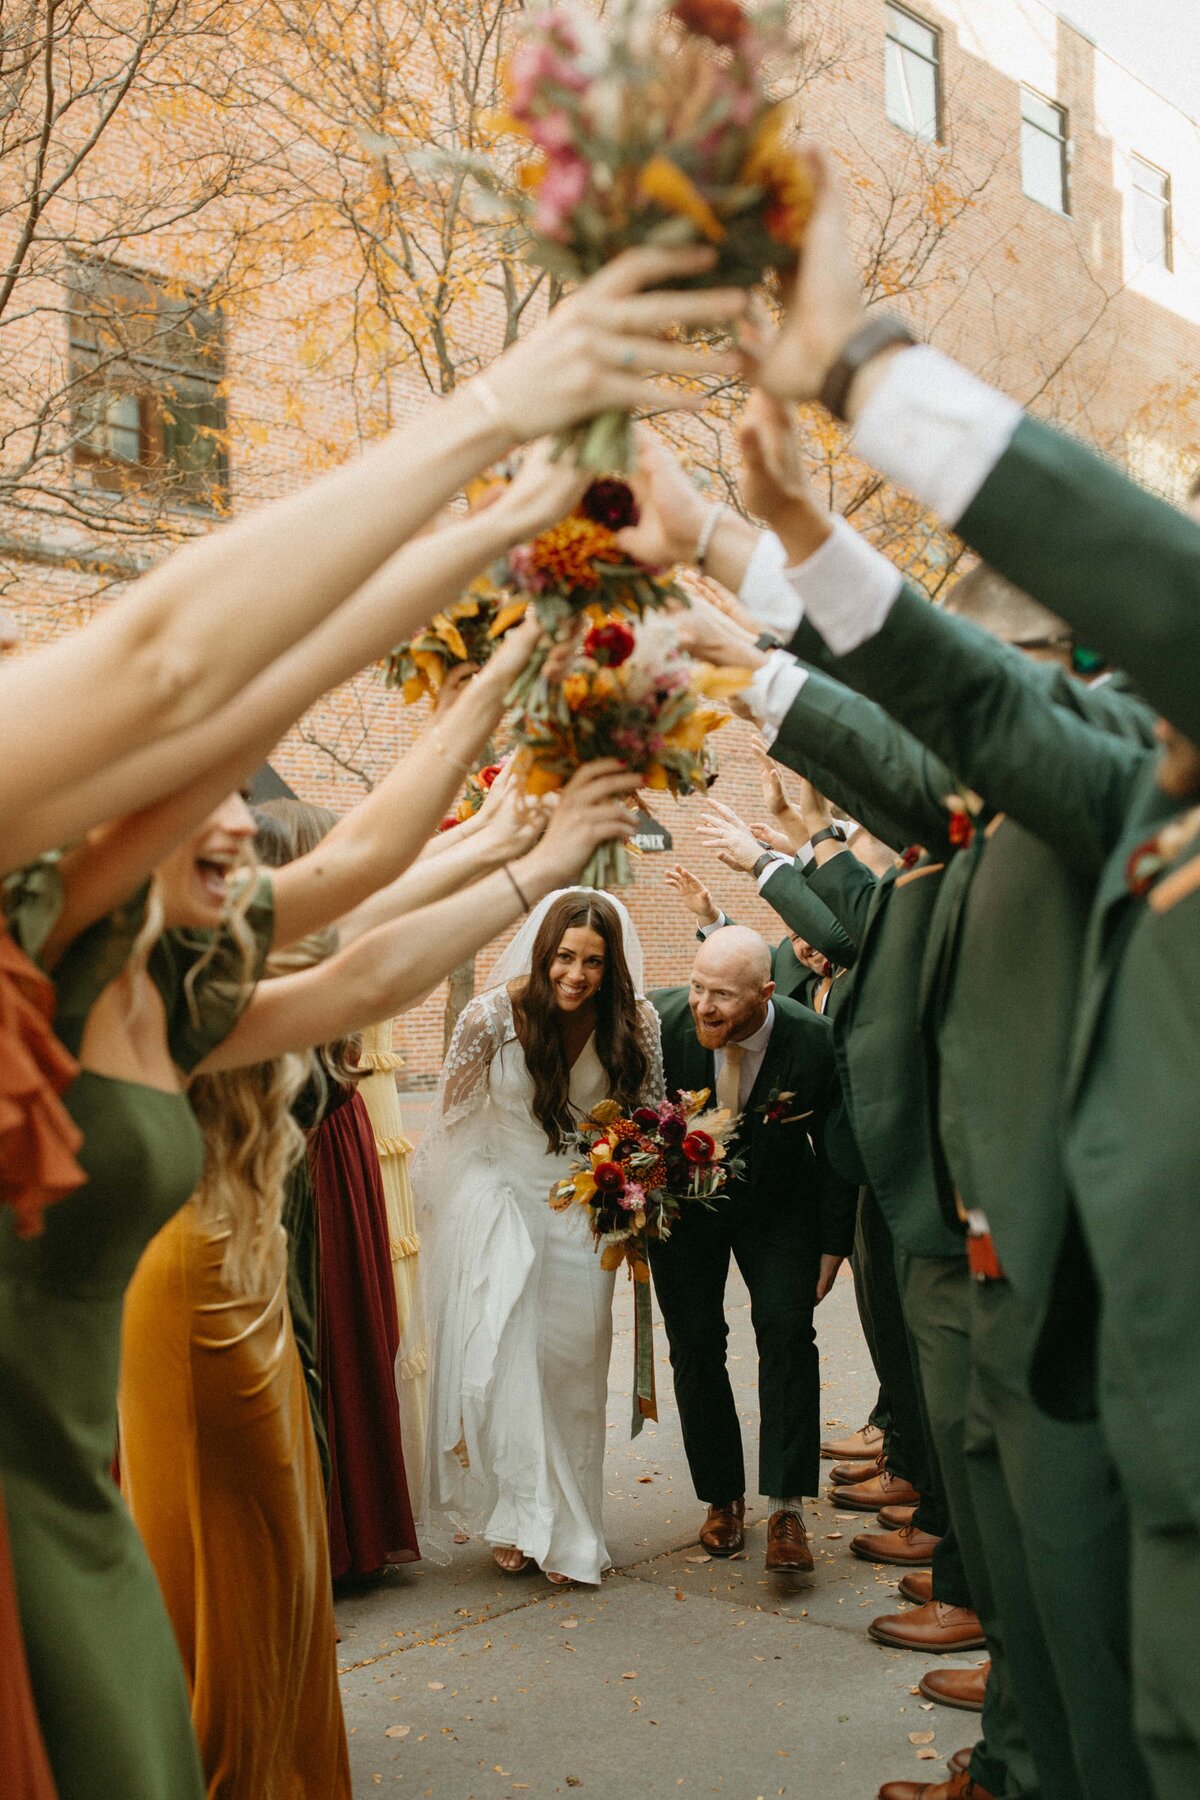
top-left (408, 888), bottom-right (664, 1586)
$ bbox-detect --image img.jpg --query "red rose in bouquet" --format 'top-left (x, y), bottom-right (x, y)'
top-left (681, 1130), bottom-right (717, 1164)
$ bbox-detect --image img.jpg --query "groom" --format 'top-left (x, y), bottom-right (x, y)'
top-left (650, 926), bottom-right (855, 1573)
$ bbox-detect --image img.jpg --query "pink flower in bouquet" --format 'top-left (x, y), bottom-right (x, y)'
top-left (533, 153), bottom-right (590, 241)
top-left (507, 31), bottom-right (588, 116)
top-left (527, 109), bottom-right (578, 155)
top-left (506, 544), bottom-right (552, 595)
top-left (618, 1182), bottom-right (646, 1213)
top-left (681, 1130), bottom-right (716, 1165)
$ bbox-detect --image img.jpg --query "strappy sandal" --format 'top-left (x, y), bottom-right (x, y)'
top-left (545, 1570), bottom-right (574, 1585)
top-left (491, 1545), bottom-right (531, 1574)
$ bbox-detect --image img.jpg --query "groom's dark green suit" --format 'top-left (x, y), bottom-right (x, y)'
top-left (647, 988), bottom-right (855, 1505)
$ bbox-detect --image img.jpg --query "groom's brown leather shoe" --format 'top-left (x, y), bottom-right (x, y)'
top-left (868, 1601), bottom-right (987, 1652)
top-left (821, 1422), bottom-right (883, 1460)
top-left (919, 1663), bottom-right (990, 1712)
top-left (833, 1469), bottom-right (920, 1512)
top-left (765, 1510), bottom-right (814, 1573)
top-left (698, 1498), bottom-right (745, 1556)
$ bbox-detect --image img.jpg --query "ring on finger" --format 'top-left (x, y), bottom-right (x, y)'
top-left (618, 345), bottom-right (638, 370)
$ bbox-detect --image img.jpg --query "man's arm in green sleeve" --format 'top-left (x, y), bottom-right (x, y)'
top-left (958, 416), bottom-right (1200, 744)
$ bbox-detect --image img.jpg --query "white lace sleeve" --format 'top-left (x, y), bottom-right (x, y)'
top-left (636, 998), bottom-right (665, 1107)
top-left (438, 988), bottom-right (512, 1128)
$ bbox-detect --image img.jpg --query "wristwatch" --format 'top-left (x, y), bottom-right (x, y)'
top-left (808, 825), bottom-right (846, 850)
top-left (750, 850), bottom-right (778, 879)
top-left (754, 630), bottom-right (782, 652)
top-left (818, 314), bottom-right (917, 422)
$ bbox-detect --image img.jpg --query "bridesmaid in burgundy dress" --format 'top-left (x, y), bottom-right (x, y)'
top-left (256, 800), bottom-right (418, 1578)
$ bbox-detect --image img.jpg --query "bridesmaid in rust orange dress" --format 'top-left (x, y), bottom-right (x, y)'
top-left (0, 925), bottom-right (84, 1800)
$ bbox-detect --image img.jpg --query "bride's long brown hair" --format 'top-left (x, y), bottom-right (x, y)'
top-left (511, 892), bottom-right (648, 1152)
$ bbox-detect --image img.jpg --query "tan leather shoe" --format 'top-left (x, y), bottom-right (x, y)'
top-left (877, 1773), bottom-right (994, 1799)
top-left (833, 1469), bottom-right (920, 1513)
top-left (821, 1422), bottom-right (884, 1460)
top-left (850, 1524), bottom-right (940, 1566)
top-left (830, 1453), bottom-right (885, 1484)
top-left (919, 1662), bottom-right (990, 1712)
top-left (947, 1749), bottom-right (974, 1774)
top-left (869, 1600), bottom-right (987, 1652)
top-left (765, 1510), bottom-right (814, 1573)
top-left (898, 1569), bottom-right (933, 1604)
top-left (878, 1502), bottom-right (918, 1529)
top-left (698, 1498), bottom-right (745, 1556)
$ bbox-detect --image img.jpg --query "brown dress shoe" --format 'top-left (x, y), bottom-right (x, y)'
top-left (878, 1502), bottom-right (918, 1529)
top-left (877, 1773), bottom-right (994, 1800)
top-left (898, 1569), bottom-right (933, 1604)
top-left (698, 1498), bottom-right (745, 1556)
top-left (765, 1510), bottom-right (814, 1573)
top-left (821, 1421), bottom-right (884, 1460)
top-left (830, 1453), bottom-right (885, 1484)
top-left (868, 1600), bottom-right (987, 1652)
top-left (834, 1469), bottom-right (920, 1513)
top-left (947, 1749), bottom-right (974, 1774)
top-left (919, 1662), bottom-right (990, 1712)
top-left (850, 1524), bottom-right (940, 1566)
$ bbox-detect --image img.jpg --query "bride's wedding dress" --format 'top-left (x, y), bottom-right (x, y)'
top-left (408, 919), bottom-right (663, 1585)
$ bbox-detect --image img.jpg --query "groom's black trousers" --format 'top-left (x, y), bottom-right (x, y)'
top-left (648, 1196), bottom-right (821, 1504)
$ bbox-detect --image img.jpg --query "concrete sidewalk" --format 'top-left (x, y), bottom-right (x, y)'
top-left (336, 1253), bottom-right (984, 1797)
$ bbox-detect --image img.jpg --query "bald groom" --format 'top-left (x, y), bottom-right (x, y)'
top-left (650, 927), bottom-right (856, 1574)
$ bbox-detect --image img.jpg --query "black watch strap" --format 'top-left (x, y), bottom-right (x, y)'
top-left (754, 630), bottom-right (782, 652)
top-left (809, 825), bottom-right (846, 850)
top-left (818, 314), bottom-right (917, 422)
top-left (751, 850), bottom-right (777, 880)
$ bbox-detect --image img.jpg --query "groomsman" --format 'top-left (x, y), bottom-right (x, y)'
top-left (649, 927), bottom-right (855, 1574)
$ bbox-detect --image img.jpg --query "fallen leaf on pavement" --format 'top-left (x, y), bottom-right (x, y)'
top-left (908, 1731), bottom-right (935, 1745)
top-left (384, 1726), bottom-right (411, 1740)
top-left (684, 1553), bottom-right (711, 1564)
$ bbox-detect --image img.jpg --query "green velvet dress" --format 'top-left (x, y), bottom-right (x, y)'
top-left (0, 864), bottom-right (273, 1800)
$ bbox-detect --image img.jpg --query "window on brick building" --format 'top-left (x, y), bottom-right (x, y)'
top-left (885, 4), bottom-right (940, 144)
top-left (1020, 88), bottom-right (1069, 214)
top-left (1130, 156), bottom-right (1173, 270)
top-left (68, 258), bottom-right (228, 511)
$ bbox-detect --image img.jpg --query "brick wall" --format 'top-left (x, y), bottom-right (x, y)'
top-left (4, 0), bottom-right (1199, 1085)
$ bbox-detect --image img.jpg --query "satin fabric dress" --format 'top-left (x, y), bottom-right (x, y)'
top-left (0, 868), bottom-right (273, 1800)
top-left (311, 1083), bottom-right (419, 1577)
top-left (416, 991), bottom-right (664, 1585)
top-left (119, 1206), bottom-right (351, 1799)
top-left (0, 925), bottom-right (76, 1800)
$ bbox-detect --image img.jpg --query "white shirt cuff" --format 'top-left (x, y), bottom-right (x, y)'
top-left (755, 856), bottom-right (791, 892)
top-left (853, 345), bottom-right (1023, 525)
top-left (796, 841), bottom-right (815, 869)
top-left (741, 650), bottom-right (808, 745)
top-left (698, 913), bottom-right (726, 938)
top-left (783, 515), bottom-right (903, 656)
top-left (736, 531), bottom-right (804, 638)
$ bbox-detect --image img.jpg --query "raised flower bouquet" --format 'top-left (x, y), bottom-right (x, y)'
top-left (384, 582), bottom-right (528, 705)
top-left (494, 0), bottom-right (814, 468)
top-left (550, 1088), bottom-right (743, 1431)
top-left (510, 616), bottom-right (745, 888)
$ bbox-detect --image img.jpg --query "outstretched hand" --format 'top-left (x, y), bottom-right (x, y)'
top-left (750, 147), bottom-right (866, 405)
top-left (615, 431), bottom-right (710, 569)
top-left (698, 799), bottom-right (763, 875)
top-left (664, 863), bottom-right (719, 926)
top-left (674, 591), bottom-right (764, 674)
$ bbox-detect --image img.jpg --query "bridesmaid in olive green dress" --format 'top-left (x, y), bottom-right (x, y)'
top-left (0, 843), bottom-right (275, 1800)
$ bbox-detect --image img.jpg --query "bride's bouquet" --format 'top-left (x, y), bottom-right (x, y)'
top-left (550, 1088), bottom-right (743, 1432)
top-left (510, 617), bottom-right (746, 888)
top-left (493, 0), bottom-right (813, 467)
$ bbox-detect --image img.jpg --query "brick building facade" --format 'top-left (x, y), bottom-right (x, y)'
top-left (3, 0), bottom-right (1199, 1083)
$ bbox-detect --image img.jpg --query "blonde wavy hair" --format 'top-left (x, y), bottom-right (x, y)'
top-left (188, 798), bottom-right (356, 1293)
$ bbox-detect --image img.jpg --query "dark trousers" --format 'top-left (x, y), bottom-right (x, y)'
top-left (896, 1251), bottom-right (1039, 1800)
top-left (854, 1195), bottom-right (969, 1603)
top-left (966, 1279), bottom-right (1153, 1800)
top-left (649, 1199), bottom-right (821, 1503)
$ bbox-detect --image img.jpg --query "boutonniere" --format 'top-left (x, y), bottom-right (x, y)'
top-left (757, 1088), bottom-right (813, 1127)
top-left (1126, 806), bottom-right (1200, 897)
top-left (942, 786), bottom-right (984, 851)
top-left (899, 845), bottom-right (923, 870)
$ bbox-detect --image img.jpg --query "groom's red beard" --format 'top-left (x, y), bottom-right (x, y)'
top-left (691, 999), bottom-right (765, 1050)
